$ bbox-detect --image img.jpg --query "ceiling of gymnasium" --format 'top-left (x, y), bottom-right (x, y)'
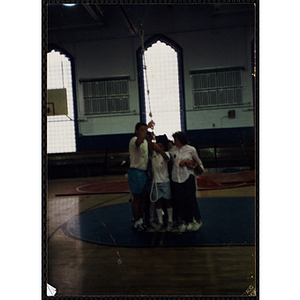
top-left (47, 3), bottom-right (255, 42)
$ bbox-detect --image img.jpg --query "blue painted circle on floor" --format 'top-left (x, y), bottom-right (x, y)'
top-left (66, 198), bottom-right (255, 247)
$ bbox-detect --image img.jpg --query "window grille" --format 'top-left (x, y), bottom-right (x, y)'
top-left (191, 68), bottom-right (243, 108)
top-left (82, 79), bottom-right (129, 115)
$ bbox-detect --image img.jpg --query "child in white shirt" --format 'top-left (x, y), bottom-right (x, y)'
top-left (150, 135), bottom-right (173, 232)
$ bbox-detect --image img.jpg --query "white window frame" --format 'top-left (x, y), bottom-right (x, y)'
top-left (47, 49), bottom-right (76, 154)
top-left (191, 67), bottom-right (244, 108)
top-left (81, 77), bottom-right (130, 115)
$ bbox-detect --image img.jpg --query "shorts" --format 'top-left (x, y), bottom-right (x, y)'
top-left (128, 168), bottom-right (151, 194)
top-left (150, 181), bottom-right (171, 200)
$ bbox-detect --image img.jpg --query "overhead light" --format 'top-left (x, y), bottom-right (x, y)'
top-left (62, 4), bottom-right (76, 7)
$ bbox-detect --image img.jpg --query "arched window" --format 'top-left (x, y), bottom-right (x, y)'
top-left (137, 36), bottom-right (185, 139)
top-left (47, 48), bottom-right (77, 153)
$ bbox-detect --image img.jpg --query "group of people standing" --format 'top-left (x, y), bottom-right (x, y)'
top-left (127, 120), bottom-right (204, 233)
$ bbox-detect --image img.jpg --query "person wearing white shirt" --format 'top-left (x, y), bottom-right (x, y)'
top-left (150, 135), bottom-right (173, 232)
top-left (169, 131), bottom-right (204, 232)
top-left (128, 120), bottom-right (155, 232)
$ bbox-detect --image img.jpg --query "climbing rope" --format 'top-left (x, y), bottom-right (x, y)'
top-left (139, 22), bottom-right (153, 119)
top-left (149, 152), bottom-right (158, 203)
top-left (139, 21), bottom-right (158, 201)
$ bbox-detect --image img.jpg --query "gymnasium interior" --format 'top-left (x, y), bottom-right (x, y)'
top-left (45, 3), bottom-right (257, 297)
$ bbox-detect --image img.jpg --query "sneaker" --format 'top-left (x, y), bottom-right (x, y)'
top-left (150, 221), bottom-right (157, 229)
top-left (166, 222), bottom-right (173, 232)
top-left (172, 220), bottom-right (180, 229)
top-left (155, 222), bottom-right (164, 231)
top-left (178, 224), bottom-right (187, 232)
top-left (140, 222), bottom-right (147, 230)
top-left (134, 223), bottom-right (146, 232)
top-left (187, 222), bottom-right (194, 231)
top-left (192, 221), bottom-right (203, 231)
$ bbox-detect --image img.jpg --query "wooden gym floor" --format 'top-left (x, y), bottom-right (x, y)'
top-left (46, 174), bottom-right (257, 297)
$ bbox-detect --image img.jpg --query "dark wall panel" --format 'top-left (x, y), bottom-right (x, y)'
top-left (76, 127), bottom-right (255, 152)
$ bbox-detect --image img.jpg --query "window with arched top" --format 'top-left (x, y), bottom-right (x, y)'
top-left (47, 48), bottom-right (77, 153)
top-left (137, 36), bottom-right (185, 140)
